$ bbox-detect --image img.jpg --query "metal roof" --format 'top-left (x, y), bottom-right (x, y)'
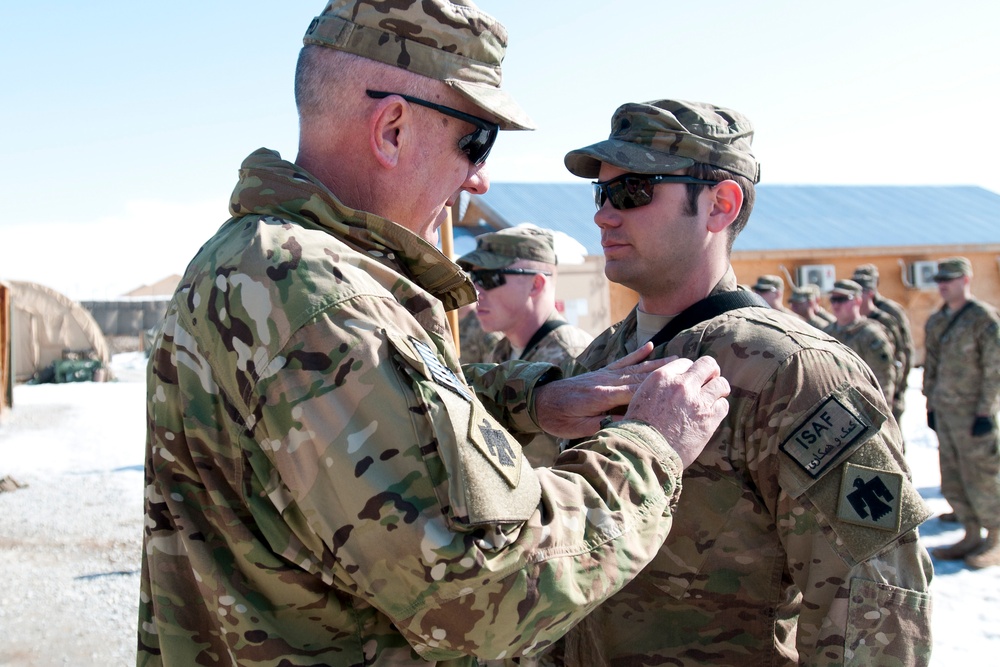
top-left (469, 184), bottom-right (1000, 255)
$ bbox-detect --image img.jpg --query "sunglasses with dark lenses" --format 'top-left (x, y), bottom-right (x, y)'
top-left (366, 90), bottom-right (499, 166)
top-left (593, 173), bottom-right (720, 211)
top-left (469, 268), bottom-right (552, 291)
top-left (829, 295), bottom-right (851, 304)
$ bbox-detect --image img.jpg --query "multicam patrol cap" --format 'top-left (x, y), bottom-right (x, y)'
top-left (457, 226), bottom-right (557, 270)
top-left (564, 99), bottom-right (760, 182)
top-left (303, 0), bottom-right (534, 130)
top-left (789, 286), bottom-right (813, 303)
top-left (830, 279), bottom-right (863, 299)
top-left (752, 275), bottom-right (784, 293)
top-left (933, 256), bottom-right (973, 281)
top-left (851, 264), bottom-right (879, 289)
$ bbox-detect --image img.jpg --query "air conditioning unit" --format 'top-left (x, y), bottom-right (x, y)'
top-left (909, 261), bottom-right (939, 290)
top-left (797, 265), bottom-right (836, 293)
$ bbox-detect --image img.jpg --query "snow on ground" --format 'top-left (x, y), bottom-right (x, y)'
top-left (0, 356), bottom-right (998, 665)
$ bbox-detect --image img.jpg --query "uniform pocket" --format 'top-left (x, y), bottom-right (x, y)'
top-left (844, 578), bottom-right (932, 666)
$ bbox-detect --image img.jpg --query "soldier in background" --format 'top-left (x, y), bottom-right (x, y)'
top-left (824, 279), bottom-right (898, 407)
top-left (456, 302), bottom-right (501, 365)
top-left (559, 98), bottom-right (932, 665)
top-left (924, 257), bottom-right (1000, 569)
top-left (136, 3), bottom-right (733, 664)
top-left (854, 264), bottom-right (913, 424)
top-left (751, 274), bottom-right (795, 315)
top-left (789, 282), bottom-right (834, 329)
top-left (459, 226), bottom-right (593, 467)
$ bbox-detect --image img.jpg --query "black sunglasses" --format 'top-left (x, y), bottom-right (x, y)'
top-left (829, 295), bottom-right (852, 304)
top-left (469, 268), bottom-right (551, 291)
top-left (366, 90), bottom-right (499, 166)
top-left (593, 173), bottom-right (719, 211)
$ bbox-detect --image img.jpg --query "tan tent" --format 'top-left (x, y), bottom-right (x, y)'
top-left (9, 281), bottom-right (110, 383)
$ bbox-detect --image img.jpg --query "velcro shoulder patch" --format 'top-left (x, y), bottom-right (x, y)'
top-left (837, 463), bottom-right (903, 532)
top-left (780, 386), bottom-right (883, 486)
top-left (390, 332), bottom-right (472, 402)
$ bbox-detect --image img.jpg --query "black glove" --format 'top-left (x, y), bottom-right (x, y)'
top-left (972, 416), bottom-right (995, 437)
top-left (927, 411), bottom-right (936, 432)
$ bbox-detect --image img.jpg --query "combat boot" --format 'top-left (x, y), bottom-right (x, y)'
top-left (931, 523), bottom-right (984, 560)
top-left (965, 531), bottom-right (1000, 569)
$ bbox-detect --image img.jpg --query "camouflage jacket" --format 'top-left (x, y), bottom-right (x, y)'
top-left (561, 269), bottom-right (933, 667)
top-left (923, 298), bottom-right (1000, 415)
top-left (488, 313), bottom-right (593, 467)
top-left (458, 310), bottom-right (502, 365)
top-left (137, 149), bottom-right (686, 666)
top-left (874, 294), bottom-right (914, 373)
top-left (824, 318), bottom-right (898, 407)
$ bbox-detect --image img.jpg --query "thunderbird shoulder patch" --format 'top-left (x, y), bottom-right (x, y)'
top-left (837, 463), bottom-right (903, 531)
top-left (780, 395), bottom-right (871, 478)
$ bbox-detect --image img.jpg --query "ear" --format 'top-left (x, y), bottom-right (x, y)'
top-left (368, 97), bottom-right (408, 169)
top-left (530, 272), bottom-right (546, 295)
top-left (705, 180), bottom-right (743, 234)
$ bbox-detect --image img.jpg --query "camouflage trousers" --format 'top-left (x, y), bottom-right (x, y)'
top-left (937, 408), bottom-right (1000, 529)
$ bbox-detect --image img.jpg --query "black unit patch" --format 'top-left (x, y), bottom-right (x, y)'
top-left (478, 420), bottom-right (517, 468)
top-left (837, 463), bottom-right (903, 531)
top-left (410, 337), bottom-right (472, 401)
top-left (780, 395), bottom-right (870, 478)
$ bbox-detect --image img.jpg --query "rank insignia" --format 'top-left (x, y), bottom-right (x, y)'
top-left (409, 336), bottom-right (472, 401)
top-left (837, 463), bottom-right (903, 532)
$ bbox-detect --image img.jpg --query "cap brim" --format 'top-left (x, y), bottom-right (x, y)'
top-left (448, 80), bottom-right (535, 131)
top-left (456, 250), bottom-right (516, 270)
top-left (564, 139), bottom-right (695, 179)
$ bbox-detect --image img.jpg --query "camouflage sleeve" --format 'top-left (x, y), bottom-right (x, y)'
top-left (975, 312), bottom-right (1000, 416)
top-left (250, 294), bottom-right (683, 662)
top-left (748, 347), bottom-right (933, 666)
top-left (922, 314), bottom-right (941, 399)
top-left (462, 358), bottom-right (561, 435)
top-left (864, 330), bottom-right (897, 407)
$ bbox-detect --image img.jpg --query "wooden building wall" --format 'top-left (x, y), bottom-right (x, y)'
top-left (1, 281), bottom-right (12, 417)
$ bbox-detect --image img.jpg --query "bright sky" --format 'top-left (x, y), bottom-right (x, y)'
top-left (2, 1), bottom-right (998, 300)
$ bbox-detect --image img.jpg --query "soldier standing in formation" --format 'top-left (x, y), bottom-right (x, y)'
top-left (789, 282), bottom-right (835, 329)
top-left (136, 3), bottom-right (734, 664)
top-left (556, 98), bottom-right (932, 665)
top-left (751, 274), bottom-right (796, 316)
top-left (824, 279), bottom-right (898, 407)
top-left (458, 226), bottom-right (593, 467)
top-left (924, 257), bottom-right (1000, 569)
top-left (853, 264), bottom-right (914, 425)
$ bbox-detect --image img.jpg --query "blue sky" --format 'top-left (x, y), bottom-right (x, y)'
top-left (2, 1), bottom-right (998, 299)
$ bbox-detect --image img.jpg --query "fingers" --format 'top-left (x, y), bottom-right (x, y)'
top-left (675, 355), bottom-right (722, 387)
top-left (603, 342), bottom-right (654, 370)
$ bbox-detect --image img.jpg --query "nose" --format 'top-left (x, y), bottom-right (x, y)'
top-left (594, 202), bottom-right (621, 229)
top-left (462, 161), bottom-right (490, 195)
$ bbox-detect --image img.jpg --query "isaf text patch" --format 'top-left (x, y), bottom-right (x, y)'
top-left (837, 463), bottom-right (903, 531)
top-left (781, 395), bottom-right (870, 478)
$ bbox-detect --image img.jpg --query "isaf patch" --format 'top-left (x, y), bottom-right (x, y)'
top-left (837, 463), bottom-right (903, 531)
top-left (781, 395), bottom-right (870, 478)
top-left (409, 336), bottom-right (472, 401)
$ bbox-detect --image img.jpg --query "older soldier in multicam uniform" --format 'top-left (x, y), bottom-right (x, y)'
top-left (924, 257), bottom-right (1000, 569)
top-left (136, 4), bottom-right (734, 666)
top-left (557, 99), bottom-right (933, 666)
top-left (824, 279), bottom-right (898, 407)
top-left (458, 226), bottom-right (593, 467)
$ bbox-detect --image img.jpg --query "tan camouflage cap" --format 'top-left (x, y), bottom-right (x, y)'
top-left (789, 286), bottom-right (812, 303)
top-left (457, 227), bottom-right (556, 270)
top-left (564, 99), bottom-right (760, 182)
top-left (933, 257), bottom-right (972, 281)
top-left (303, 0), bottom-right (534, 131)
top-left (752, 275), bottom-right (784, 293)
top-left (830, 279), bottom-right (863, 299)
